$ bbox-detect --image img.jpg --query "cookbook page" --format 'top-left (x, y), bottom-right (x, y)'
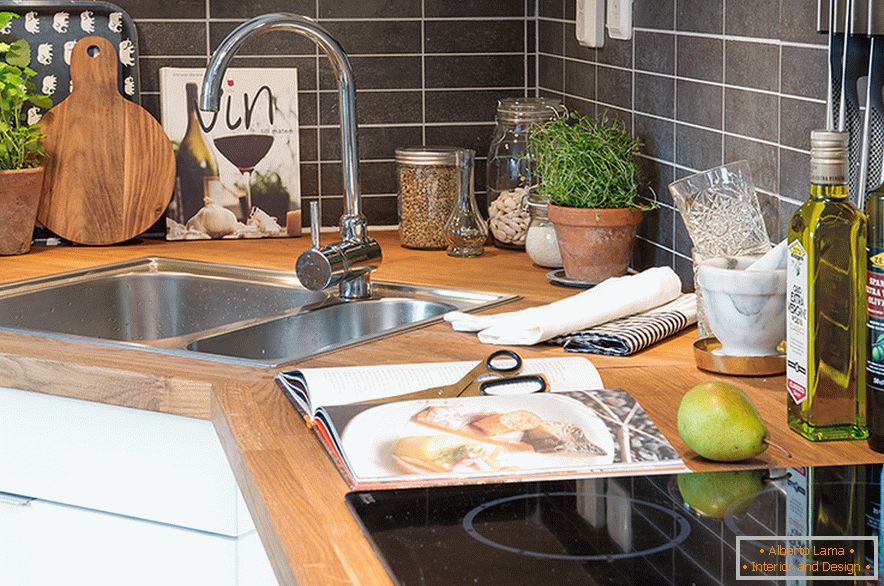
top-left (280, 357), bottom-right (604, 414)
top-left (319, 389), bottom-right (685, 487)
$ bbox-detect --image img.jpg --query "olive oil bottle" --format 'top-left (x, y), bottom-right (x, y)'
top-left (787, 130), bottom-right (868, 441)
top-left (865, 156), bottom-right (884, 452)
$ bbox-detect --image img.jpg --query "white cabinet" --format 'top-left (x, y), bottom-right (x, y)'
top-left (0, 386), bottom-right (253, 536)
top-left (0, 493), bottom-right (277, 586)
top-left (0, 386), bottom-right (278, 585)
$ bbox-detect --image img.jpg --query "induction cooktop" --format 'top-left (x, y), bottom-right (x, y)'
top-left (346, 464), bottom-right (882, 585)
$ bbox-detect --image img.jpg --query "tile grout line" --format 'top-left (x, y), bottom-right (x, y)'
top-left (315, 0), bottom-right (323, 226)
top-left (533, 51), bottom-right (827, 104)
top-left (523, 0), bottom-right (528, 98)
top-left (536, 17), bottom-right (827, 50)
top-left (672, 0), bottom-right (678, 260)
top-left (777, 30), bottom-right (783, 209)
top-left (539, 86), bottom-right (813, 155)
top-left (721, 0), bottom-right (727, 164)
top-left (204, 0), bottom-right (210, 59)
top-left (420, 0), bottom-right (427, 145)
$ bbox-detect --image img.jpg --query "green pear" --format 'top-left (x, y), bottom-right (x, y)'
top-left (677, 381), bottom-right (769, 462)
top-left (677, 470), bottom-right (767, 518)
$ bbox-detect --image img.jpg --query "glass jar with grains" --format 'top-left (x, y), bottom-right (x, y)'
top-left (486, 97), bottom-right (565, 249)
top-left (395, 146), bottom-right (465, 249)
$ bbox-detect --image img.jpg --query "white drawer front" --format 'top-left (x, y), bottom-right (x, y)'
top-left (0, 387), bottom-right (254, 536)
top-left (0, 496), bottom-right (238, 586)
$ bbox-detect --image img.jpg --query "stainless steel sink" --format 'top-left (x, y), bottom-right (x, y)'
top-left (189, 297), bottom-right (455, 363)
top-left (0, 258), bottom-right (516, 367)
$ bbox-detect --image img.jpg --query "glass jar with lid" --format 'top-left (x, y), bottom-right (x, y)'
top-left (524, 194), bottom-right (563, 268)
top-left (395, 146), bottom-right (464, 249)
top-left (486, 97), bottom-right (564, 249)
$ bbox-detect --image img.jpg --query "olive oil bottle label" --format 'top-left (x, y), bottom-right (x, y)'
top-left (868, 249), bottom-right (884, 392)
top-left (787, 240), bottom-right (809, 405)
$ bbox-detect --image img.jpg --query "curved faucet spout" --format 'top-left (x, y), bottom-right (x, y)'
top-left (201, 13), bottom-right (381, 300)
top-left (200, 12), bottom-right (363, 227)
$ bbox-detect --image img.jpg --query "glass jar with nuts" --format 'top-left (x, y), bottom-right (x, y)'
top-left (395, 146), bottom-right (464, 249)
top-left (486, 97), bottom-right (564, 249)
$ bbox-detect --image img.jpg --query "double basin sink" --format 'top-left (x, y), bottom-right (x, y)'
top-left (0, 258), bottom-right (515, 367)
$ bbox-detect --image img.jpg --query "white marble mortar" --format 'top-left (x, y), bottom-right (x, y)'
top-left (697, 256), bottom-right (786, 356)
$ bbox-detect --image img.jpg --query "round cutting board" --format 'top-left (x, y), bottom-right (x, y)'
top-left (37, 36), bottom-right (175, 245)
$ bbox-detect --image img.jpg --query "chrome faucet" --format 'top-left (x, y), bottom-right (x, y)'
top-left (200, 13), bottom-right (382, 300)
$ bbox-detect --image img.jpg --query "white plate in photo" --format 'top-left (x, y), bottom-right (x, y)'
top-left (340, 393), bottom-right (615, 480)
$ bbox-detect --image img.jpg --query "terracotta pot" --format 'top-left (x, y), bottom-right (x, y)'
top-left (548, 204), bottom-right (643, 283)
top-left (0, 167), bottom-right (44, 255)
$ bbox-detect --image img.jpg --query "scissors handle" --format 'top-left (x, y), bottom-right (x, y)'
top-left (480, 374), bottom-right (548, 396)
top-left (484, 349), bottom-right (523, 373)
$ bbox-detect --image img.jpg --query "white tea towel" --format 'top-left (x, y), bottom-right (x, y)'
top-left (444, 266), bottom-right (683, 345)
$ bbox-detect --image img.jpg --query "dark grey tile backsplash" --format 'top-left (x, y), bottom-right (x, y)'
top-left (119, 0), bottom-right (532, 229)
top-left (60, 0), bottom-right (825, 266)
top-left (537, 0), bottom-right (827, 286)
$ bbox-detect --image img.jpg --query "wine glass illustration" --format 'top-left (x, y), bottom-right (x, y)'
top-left (213, 133), bottom-right (275, 218)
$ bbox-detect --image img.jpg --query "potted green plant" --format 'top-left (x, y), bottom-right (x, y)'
top-left (0, 12), bottom-right (52, 255)
top-left (529, 112), bottom-right (646, 283)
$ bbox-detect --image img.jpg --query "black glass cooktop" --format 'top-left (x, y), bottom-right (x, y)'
top-left (347, 464), bottom-right (883, 585)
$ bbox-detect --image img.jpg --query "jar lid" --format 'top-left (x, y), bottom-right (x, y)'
top-left (496, 98), bottom-right (565, 122)
top-left (524, 193), bottom-right (551, 208)
top-left (395, 146), bottom-right (469, 166)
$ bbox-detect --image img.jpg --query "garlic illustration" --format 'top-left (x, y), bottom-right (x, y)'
top-left (247, 207), bottom-right (284, 235)
top-left (185, 198), bottom-right (239, 238)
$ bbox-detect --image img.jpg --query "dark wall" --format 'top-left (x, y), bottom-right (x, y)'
top-left (84, 0), bottom-right (829, 264)
top-left (537, 0), bottom-right (826, 286)
top-left (118, 0), bottom-right (533, 227)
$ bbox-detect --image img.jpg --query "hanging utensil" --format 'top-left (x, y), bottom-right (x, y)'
top-left (827, 0), bottom-right (839, 130)
top-left (858, 30), bottom-right (883, 209)
top-left (829, 0), bottom-right (873, 203)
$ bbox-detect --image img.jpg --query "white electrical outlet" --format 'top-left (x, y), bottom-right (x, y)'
top-left (576, 0), bottom-right (605, 48)
top-left (606, 0), bottom-right (632, 40)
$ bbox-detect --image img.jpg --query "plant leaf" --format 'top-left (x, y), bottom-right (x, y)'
top-left (27, 92), bottom-right (51, 109)
top-left (0, 12), bottom-right (18, 32)
top-left (5, 38), bottom-right (30, 68)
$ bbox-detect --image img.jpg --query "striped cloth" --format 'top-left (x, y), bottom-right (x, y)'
top-left (549, 294), bottom-right (697, 356)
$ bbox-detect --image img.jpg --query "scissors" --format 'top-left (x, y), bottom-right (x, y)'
top-left (367, 349), bottom-right (548, 405)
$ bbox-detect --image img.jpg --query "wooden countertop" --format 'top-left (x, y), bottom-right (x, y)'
top-left (1, 231), bottom-right (882, 585)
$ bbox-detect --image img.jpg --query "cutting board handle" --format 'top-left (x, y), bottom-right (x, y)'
top-left (69, 36), bottom-right (118, 94)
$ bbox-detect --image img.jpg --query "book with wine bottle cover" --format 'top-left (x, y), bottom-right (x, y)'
top-left (159, 67), bottom-right (302, 240)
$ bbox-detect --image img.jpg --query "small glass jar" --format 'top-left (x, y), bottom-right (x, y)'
top-left (445, 149), bottom-right (487, 257)
top-left (486, 97), bottom-right (564, 250)
top-left (395, 146), bottom-right (463, 249)
top-left (524, 194), bottom-right (563, 268)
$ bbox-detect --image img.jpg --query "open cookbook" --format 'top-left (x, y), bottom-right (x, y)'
top-left (277, 357), bottom-right (687, 489)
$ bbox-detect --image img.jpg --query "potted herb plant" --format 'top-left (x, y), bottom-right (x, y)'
top-left (0, 12), bottom-right (52, 255)
top-left (529, 112), bottom-right (645, 283)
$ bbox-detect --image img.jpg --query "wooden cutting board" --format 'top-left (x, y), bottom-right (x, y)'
top-left (38, 36), bottom-right (175, 245)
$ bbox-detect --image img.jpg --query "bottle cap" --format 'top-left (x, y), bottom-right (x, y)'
top-left (810, 129), bottom-right (849, 185)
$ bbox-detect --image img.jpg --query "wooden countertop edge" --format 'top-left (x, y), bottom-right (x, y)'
top-left (0, 347), bottom-right (214, 418)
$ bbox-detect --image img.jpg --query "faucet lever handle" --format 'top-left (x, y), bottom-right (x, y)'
top-left (309, 201), bottom-right (321, 249)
